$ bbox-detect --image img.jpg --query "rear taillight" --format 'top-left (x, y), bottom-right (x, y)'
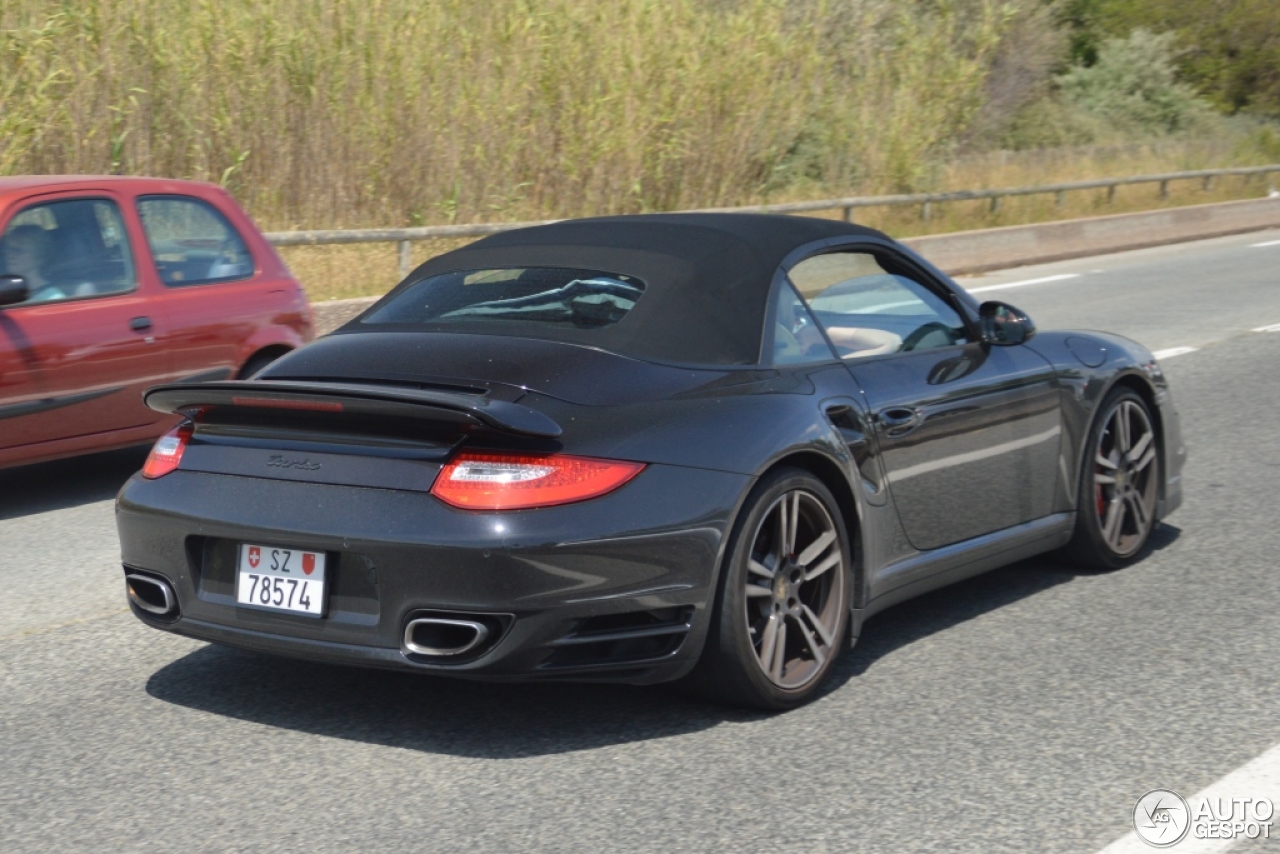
top-left (431, 452), bottom-right (644, 510)
top-left (142, 422), bottom-right (194, 479)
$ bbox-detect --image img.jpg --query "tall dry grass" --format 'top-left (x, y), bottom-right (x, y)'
top-left (283, 137), bottom-right (1280, 302)
top-left (4, 0), bottom-right (1278, 300)
top-left (2, 0), bottom-right (1017, 228)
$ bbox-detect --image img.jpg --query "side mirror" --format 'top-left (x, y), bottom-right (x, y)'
top-left (979, 300), bottom-right (1035, 346)
top-left (0, 274), bottom-right (30, 307)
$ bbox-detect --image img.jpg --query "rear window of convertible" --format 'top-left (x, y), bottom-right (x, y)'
top-left (362, 268), bottom-right (645, 329)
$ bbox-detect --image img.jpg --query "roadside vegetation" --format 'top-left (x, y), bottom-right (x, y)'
top-left (2, 0), bottom-right (1278, 300)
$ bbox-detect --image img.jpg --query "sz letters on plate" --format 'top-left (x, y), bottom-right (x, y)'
top-left (236, 543), bottom-right (327, 616)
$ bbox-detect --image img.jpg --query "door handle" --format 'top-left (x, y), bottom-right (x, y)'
top-left (130, 316), bottom-right (152, 332)
top-left (878, 407), bottom-right (921, 437)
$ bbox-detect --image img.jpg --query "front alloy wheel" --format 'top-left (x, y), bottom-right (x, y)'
top-left (1064, 388), bottom-right (1161, 569)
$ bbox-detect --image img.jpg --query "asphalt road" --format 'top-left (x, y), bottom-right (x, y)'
top-left (3, 229), bottom-right (1279, 853)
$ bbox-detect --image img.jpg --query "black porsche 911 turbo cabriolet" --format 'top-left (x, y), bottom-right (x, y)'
top-left (116, 213), bottom-right (1184, 709)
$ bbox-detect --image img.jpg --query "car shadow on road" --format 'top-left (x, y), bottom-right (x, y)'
top-left (146, 645), bottom-right (757, 757)
top-left (145, 523), bottom-right (1181, 758)
top-left (817, 521), bottom-right (1183, 697)
top-left (0, 446), bottom-right (148, 521)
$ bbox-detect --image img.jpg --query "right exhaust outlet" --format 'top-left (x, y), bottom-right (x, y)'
top-left (402, 617), bottom-right (492, 657)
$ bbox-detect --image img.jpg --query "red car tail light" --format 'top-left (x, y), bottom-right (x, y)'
top-left (431, 452), bottom-right (645, 510)
top-left (142, 422), bottom-right (194, 479)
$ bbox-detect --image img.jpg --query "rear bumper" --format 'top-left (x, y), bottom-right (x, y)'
top-left (117, 465), bottom-right (750, 684)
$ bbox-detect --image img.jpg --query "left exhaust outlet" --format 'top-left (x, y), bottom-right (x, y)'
top-left (125, 573), bottom-right (178, 617)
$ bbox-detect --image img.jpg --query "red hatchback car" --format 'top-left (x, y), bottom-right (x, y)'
top-left (0, 176), bottom-right (313, 470)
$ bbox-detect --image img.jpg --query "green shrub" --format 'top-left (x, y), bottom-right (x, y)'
top-left (1056, 28), bottom-right (1213, 136)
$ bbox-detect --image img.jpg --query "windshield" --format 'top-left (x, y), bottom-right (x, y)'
top-left (363, 267), bottom-right (645, 330)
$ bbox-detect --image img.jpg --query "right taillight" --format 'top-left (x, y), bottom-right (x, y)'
top-left (142, 421), bottom-right (194, 479)
top-left (431, 452), bottom-right (645, 510)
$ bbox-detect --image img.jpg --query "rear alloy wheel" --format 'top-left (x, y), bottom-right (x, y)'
top-left (1063, 389), bottom-right (1160, 569)
top-left (692, 468), bottom-right (851, 710)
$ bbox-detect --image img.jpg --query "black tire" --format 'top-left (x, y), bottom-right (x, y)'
top-left (689, 467), bottom-right (853, 711)
top-left (1061, 388), bottom-right (1161, 570)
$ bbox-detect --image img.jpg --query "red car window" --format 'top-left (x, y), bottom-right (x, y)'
top-left (0, 198), bottom-right (137, 304)
top-left (137, 195), bottom-right (254, 287)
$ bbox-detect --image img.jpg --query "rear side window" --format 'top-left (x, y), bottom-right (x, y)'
top-left (770, 282), bottom-right (836, 365)
top-left (0, 198), bottom-right (136, 304)
top-left (364, 268), bottom-right (645, 330)
top-left (137, 196), bottom-right (253, 286)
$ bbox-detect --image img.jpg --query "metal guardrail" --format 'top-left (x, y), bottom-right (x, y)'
top-left (264, 164), bottom-right (1280, 277)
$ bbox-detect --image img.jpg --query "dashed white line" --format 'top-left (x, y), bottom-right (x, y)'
top-left (1253, 323), bottom-right (1280, 333)
top-left (967, 273), bottom-right (1081, 294)
top-left (1094, 738), bottom-right (1280, 854)
top-left (1153, 346), bottom-right (1199, 359)
top-left (849, 299), bottom-right (918, 314)
top-left (1249, 239), bottom-right (1280, 247)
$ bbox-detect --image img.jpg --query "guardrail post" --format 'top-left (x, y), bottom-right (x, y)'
top-left (397, 240), bottom-right (412, 278)
top-left (841, 205), bottom-right (854, 223)
top-left (921, 201), bottom-right (932, 222)
top-left (1202, 175), bottom-right (1213, 192)
top-left (989, 196), bottom-right (1001, 215)
top-left (1055, 190), bottom-right (1065, 208)
top-left (1159, 180), bottom-right (1169, 199)
top-left (1107, 184), bottom-right (1117, 203)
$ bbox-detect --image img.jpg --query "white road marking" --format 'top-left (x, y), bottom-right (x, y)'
top-left (1153, 346), bottom-right (1199, 359)
top-left (1253, 323), bottom-right (1280, 333)
top-left (967, 273), bottom-right (1081, 294)
top-left (1095, 738), bottom-right (1280, 854)
top-left (1249, 239), bottom-right (1280, 247)
top-left (846, 299), bottom-right (918, 314)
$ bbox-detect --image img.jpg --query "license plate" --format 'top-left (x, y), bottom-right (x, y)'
top-left (236, 543), bottom-right (326, 617)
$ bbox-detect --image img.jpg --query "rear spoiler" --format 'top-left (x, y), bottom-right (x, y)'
top-left (143, 380), bottom-right (562, 438)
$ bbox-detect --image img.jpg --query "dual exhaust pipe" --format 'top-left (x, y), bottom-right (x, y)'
top-left (126, 571), bottom-right (497, 659)
top-left (125, 573), bottom-right (178, 618)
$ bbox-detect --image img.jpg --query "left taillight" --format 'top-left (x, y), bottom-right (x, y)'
top-left (431, 452), bottom-right (645, 510)
top-left (142, 421), bottom-right (194, 479)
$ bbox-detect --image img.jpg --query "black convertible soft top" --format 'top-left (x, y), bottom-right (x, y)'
top-left (352, 213), bottom-right (888, 366)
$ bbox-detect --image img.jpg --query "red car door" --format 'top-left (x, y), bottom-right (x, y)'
top-left (0, 193), bottom-right (169, 452)
top-left (0, 304), bottom-right (41, 435)
top-left (135, 192), bottom-right (295, 381)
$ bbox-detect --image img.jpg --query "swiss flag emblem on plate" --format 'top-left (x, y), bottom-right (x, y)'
top-left (302, 553), bottom-right (316, 575)
top-left (248, 547), bottom-right (260, 568)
